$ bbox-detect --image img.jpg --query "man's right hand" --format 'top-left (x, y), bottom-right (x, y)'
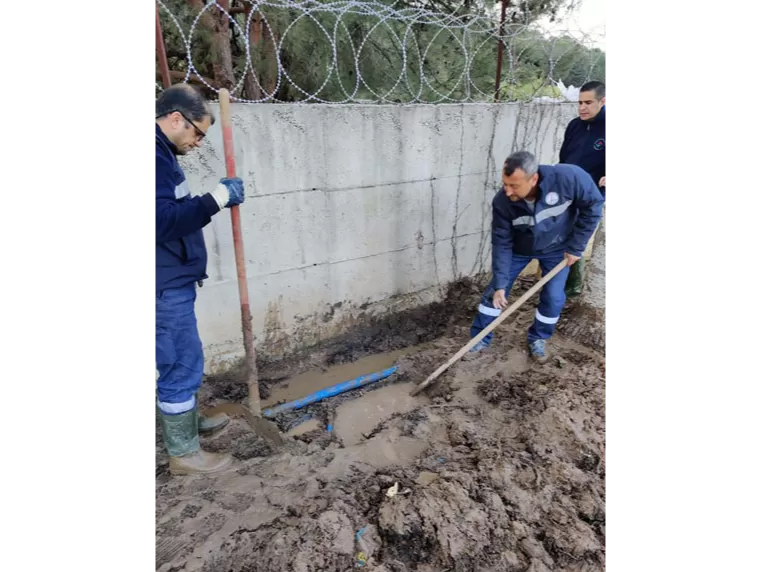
top-left (210, 177), bottom-right (245, 210)
top-left (493, 289), bottom-right (508, 310)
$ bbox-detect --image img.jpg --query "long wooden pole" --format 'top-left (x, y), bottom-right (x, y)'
top-left (411, 259), bottom-right (568, 396)
top-left (218, 88), bottom-right (262, 416)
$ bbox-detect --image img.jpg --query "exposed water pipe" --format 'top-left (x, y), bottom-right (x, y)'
top-left (262, 366), bottom-right (399, 418)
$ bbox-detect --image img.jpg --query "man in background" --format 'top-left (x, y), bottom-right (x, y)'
top-left (559, 80), bottom-right (606, 297)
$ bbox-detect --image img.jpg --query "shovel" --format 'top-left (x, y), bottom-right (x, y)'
top-left (202, 88), bottom-right (284, 446)
top-left (410, 259), bottom-right (568, 396)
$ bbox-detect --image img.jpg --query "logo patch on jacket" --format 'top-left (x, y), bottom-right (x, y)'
top-left (593, 138), bottom-right (605, 151)
top-left (545, 191), bottom-right (560, 206)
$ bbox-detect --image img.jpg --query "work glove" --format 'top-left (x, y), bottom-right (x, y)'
top-left (209, 177), bottom-right (245, 210)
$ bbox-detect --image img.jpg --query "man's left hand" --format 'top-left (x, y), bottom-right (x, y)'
top-left (598, 176), bottom-right (606, 187)
top-left (220, 177), bottom-right (245, 207)
top-left (565, 253), bottom-right (580, 266)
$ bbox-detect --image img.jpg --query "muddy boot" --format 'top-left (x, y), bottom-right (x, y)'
top-left (565, 258), bottom-right (585, 298)
top-left (194, 395), bottom-right (230, 435)
top-left (199, 410), bottom-right (230, 435)
top-left (159, 408), bottom-right (232, 476)
top-left (469, 339), bottom-right (490, 353)
top-left (463, 338), bottom-right (490, 361)
top-left (528, 339), bottom-right (548, 363)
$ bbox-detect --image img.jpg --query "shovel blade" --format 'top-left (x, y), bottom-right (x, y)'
top-left (204, 403), bottom-right (285, 446)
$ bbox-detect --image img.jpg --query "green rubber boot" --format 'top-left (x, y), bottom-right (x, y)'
top-left (156, 398), bottom-right (229, 434)
top-left (195, 394), bottom-right (230, 435)
top-left (565, 257), bottom-right (585, 298)
top-left (159, 408), bottom-right (232, 476)
top-left (199, 411), bottom-right (230, 434)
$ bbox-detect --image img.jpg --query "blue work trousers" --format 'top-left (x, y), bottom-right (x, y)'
top-left (470, 252), bottom-right (570, 345)
top-left (156, 284), bottom-right (204, 414)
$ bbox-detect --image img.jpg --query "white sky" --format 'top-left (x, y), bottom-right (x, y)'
top-left (536, 0), bottom-right (606, 50)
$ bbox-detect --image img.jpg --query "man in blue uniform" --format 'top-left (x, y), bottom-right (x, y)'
top-left (559, 80), bottom-right (606, 297)
top-left (156, 84), bottom-right (245, 475)
top-left (469, 151), bottom-right (604, 361)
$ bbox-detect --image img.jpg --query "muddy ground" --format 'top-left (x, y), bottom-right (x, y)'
top-left (156, 269), bottom-right (606, 572)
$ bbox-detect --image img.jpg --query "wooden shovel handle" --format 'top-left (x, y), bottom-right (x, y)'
top-left (410, 259), bottom-right (568, 396)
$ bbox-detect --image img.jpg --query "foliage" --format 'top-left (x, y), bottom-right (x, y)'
top-left (156, 0), bottom-right (604, 102)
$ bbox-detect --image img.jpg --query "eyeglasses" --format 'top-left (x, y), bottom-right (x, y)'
top-left (173, 110), bottom-right (207, 141)
top-left (180, 111), bottom-right (206, 141)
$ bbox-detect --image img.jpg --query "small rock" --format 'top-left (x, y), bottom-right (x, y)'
top-left (500, 550), bottom-right (522, 569)
top-left (519, 537), bottom-right (542, 558)
top-left (416, 471), bottom-right (439, 486)
top-left (511, 521), bottom-right (528, 538)
top-left (304, 479), bottom-right (321, 499)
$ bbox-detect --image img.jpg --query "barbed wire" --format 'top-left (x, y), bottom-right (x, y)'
top-left (156, 0), bottom-right (605, 104)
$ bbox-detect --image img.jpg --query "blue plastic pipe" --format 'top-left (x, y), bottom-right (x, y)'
top-left (262, 366), bottom-right (399, 418)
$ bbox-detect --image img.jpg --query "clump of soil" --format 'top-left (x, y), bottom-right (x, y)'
top-left (323, 277), bottom-right (485, 365)
top-left (557, 300), bottom-right (606, 353)
top-left (156, 276), bottom-right (606, 571)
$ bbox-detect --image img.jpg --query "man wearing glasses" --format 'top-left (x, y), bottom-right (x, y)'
top-left (155, 84), bottom-right (244, 475)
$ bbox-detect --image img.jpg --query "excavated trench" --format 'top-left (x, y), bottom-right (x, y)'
top-left (156, 242), bottom-right (606, 572)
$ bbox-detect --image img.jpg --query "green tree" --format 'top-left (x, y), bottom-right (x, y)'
top-left (156, 0), bottom-right (604, 103)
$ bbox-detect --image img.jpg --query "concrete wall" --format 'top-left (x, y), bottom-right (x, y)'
top-left (177, 103), bottom-right (581, 372)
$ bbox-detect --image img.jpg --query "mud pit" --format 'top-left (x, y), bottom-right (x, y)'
top-left (156, 276), bottom-right (606, 572)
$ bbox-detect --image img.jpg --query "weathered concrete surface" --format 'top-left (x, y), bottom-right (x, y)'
top-left (177, 103), bottom-right (580, 371)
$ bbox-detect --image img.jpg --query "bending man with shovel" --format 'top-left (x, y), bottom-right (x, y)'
top-left (469, 150), bottom-right (604, 361)
top-left (156, 84), bottom-right (245, 475)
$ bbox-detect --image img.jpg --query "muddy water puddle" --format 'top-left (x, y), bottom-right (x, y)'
top-left (333, 382), bottom-right (426, 445)
top-left (264, 344), bottom-right (430, 442)
top-left (262, 345), bottom-right (425, 407)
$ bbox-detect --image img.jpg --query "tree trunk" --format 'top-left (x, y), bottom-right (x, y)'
top-left (186, 0), bottom-right (235, 90)
top-left (266, 19), bottom-right (279, 97)
top-left (242, 4), bottom-right (263, 101)
top-left (559, 203), bottom-right (607, 355)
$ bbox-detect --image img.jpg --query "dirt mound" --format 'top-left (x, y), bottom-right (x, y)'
top-left (323, 277), bottom-right (482, 366)
top-left (156, 269), bottom-right (606, 572)
top-left (156, 313), bottom-right (605, 571)
top-left (557, 301), bottom-right (605, 353)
